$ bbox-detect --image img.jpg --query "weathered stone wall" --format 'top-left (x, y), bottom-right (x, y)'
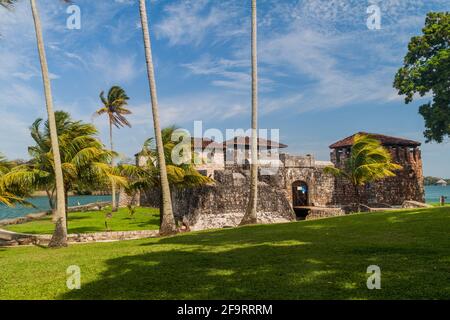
top-left (256, 154), bottom-right (336, 208)
top-left (196, 150), bottom-right (226, 177)
top-left (136, 145), bottom-right (425, 229)
top-left (118, 188), bottom-right (140, 208)
top-left (0, 229), bottom-right (158, 247)
top-left (330, 147), bottom-right (425, 205)
top-left (141, 168), bottom-right (295, 230)
top-left (305, 207), bottom-right (345, 220)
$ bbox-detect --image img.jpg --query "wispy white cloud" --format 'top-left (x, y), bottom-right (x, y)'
top-left (1, 0), bottom-right (449, 174)
top-left (129, 93), bottom-right (249, 128)
top-left (88, 47), bottom-right (140, 84)
top-left (182, 55), bottom-right (280, 92)
top-left (154, 0), bottom-right (244, 46)
top-left (0, 112), bottom-right (33, 159)
top-left (258, 28), bottom-right (403, 113)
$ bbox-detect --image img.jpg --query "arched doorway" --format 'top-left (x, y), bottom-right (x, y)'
top-left (292, 181), bottom-right (309, 220)
top-left (292, 181), bottom-right (309, 206)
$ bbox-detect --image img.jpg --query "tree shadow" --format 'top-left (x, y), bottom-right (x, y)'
top-left (140, 222), bottom-right (325, 248)
top-left (59, 221), bottom-right (446, 300)
top-left (127, 217), bottom-right (160, 229)
top-left (60, 243), bottom-right (354, 300)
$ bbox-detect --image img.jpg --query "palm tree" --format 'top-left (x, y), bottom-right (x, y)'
top-left (123, 127), bottom-right (212, 189)
top-left (0, 154), bottom-right (11, 175)
top-left (31, 0), bottom-right (73, 248)
top-left (4, 112), bottom-right (127, 220)
top-left (0, 0), bottom-right (71, 247)
top-left (324, 134), bottom-right (403, 211)
top-left (0, 154), bottom-right (33, 207)
top-left (0, 154), bottom-right (23, 206)
top-left (240, 0), bottom-right (259, 226)
top-left (120, 127), bottom-right (212, 228)
top-left (94, 86), bottom-right (132, 212)
top-left (138, 0), bottom-right (177, 236)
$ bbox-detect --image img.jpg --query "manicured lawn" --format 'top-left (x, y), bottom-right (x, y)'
top-left (0, 207), bottom-right (449, 300)
top-left (430, 203), bottom-right (450, 207)
top-left (4, 207), bottom-right (160, 234)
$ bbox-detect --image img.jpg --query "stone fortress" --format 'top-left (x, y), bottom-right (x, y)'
top-left (123, 132), bottom-right (425, 231)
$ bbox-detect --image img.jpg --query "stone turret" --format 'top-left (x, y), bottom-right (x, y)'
top-left (329, 132), bottom-right (425, 205)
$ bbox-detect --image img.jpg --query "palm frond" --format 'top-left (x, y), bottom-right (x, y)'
top-left (130, 126), bottom-right (214, 191)
top-left (0, 0), bottom-right (17, 9)
top-left (325, 134), bottom-right (402, 188)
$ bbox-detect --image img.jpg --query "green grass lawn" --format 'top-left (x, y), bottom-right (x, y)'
top-left (430, 202), bottom-right (450, 207)
top-left (0, 207), bottom-right (449, 300)
top-left (4, 207), bottom-right (160, 234)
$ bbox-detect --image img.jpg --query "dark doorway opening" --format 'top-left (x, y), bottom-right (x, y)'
top-left (292, 181), bottom-right (309, 220)
top-left (294, 208), bottom-right (310, 220)
top-left (292, 181), bottom-right (308, 206)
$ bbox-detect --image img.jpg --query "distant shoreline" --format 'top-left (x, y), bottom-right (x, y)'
top-left (31, 191), bottom-right (111, 197)
top-left (0, 194), bottom-right (112, 221)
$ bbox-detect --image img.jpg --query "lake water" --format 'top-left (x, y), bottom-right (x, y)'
top-left (424, 185), bottom-right (450, 203)
top-left (0, 195), bottom-right (111, 221)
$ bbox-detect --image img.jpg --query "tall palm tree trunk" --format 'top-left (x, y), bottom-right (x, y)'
top-left (240, 0), bottom-right (258, 226)
top-left (30, 0), bottom-right (67, 247)
top-left (139, 0), bottom-right (177, 236)
top-left (353, 184), bottom-right (362, 213)
top-left (109, 120), bottom-right (117, 212)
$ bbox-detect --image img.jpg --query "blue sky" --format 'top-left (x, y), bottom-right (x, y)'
top-left (0, 0), bottom-right (449, 176)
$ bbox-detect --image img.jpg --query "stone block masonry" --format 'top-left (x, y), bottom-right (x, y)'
top-left (140, 168), bottom-right (296, 231)
top-left (330, 137), bottom-right (425, 206)
top-left (120, 132), bottom-right (426, 230)
top-left (0, 229), bottom-right (158, 247)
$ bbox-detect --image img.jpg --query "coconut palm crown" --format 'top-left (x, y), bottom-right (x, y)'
top-left (3, 112), bottom-right (126, 213)
top-left (94, 85), bottom-right (132, 212)
top-left (0, 154), bottom-right (30, 207)
top-left (120, 127), bottom-right (213, 229)
top-left (324, 134), bottom-right (403, 210)
top-left (96, 86), bottom-right (132, 129)
top-left (123, 126), bottom-right (212, 191)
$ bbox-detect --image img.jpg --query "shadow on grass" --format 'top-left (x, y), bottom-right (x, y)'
top-left (59, 219), bottom-right (447, 300)
top-left (67, 227), bottom-right (110, 234)
top-left (60, 243), bottom-right (356, 300)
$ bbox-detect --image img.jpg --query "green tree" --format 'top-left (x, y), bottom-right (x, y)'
top-left (0, 154), bottom-right (12, 175)
top-left (138, 0), bottom-right (177, 236)
top-left (3, 112), bottom-right (126, 231)
top-left (120, 127), bottom-right (212, 229)
top-left (0, 0), bottom-right (72, 247)
top-left (0, 154), bottom-right (31, 206)
top-left (394, 12), bottom-right (450, 143)
top-left (424, 176), bottom-right (441, 186)
top-left (324, 134), bottom-right (402, 211)
top-left (95, 86), bottom-right (132, 212)
top-left (240, 0), bottom-right (259, 226)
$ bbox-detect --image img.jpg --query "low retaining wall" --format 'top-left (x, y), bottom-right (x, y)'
top-left (0, 212), bottom-right (49, 227)
top-left (305, 207), bottom-right (346, 220)
top-left (65, 230), bottom-right (158, 243)
top-left (402, 200), bottom-right (432, 209)
top-left (67, 201), bottom-right (110, 213)
top-left (0, 229), bottom-right (158, 247)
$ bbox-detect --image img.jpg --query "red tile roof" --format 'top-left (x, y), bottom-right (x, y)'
top-left (191, 138), bottom-right (223, 149)
top-left (223, 137), bottom-right (288, 149)
top-left (329, 132), bottom-right (421, 149)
